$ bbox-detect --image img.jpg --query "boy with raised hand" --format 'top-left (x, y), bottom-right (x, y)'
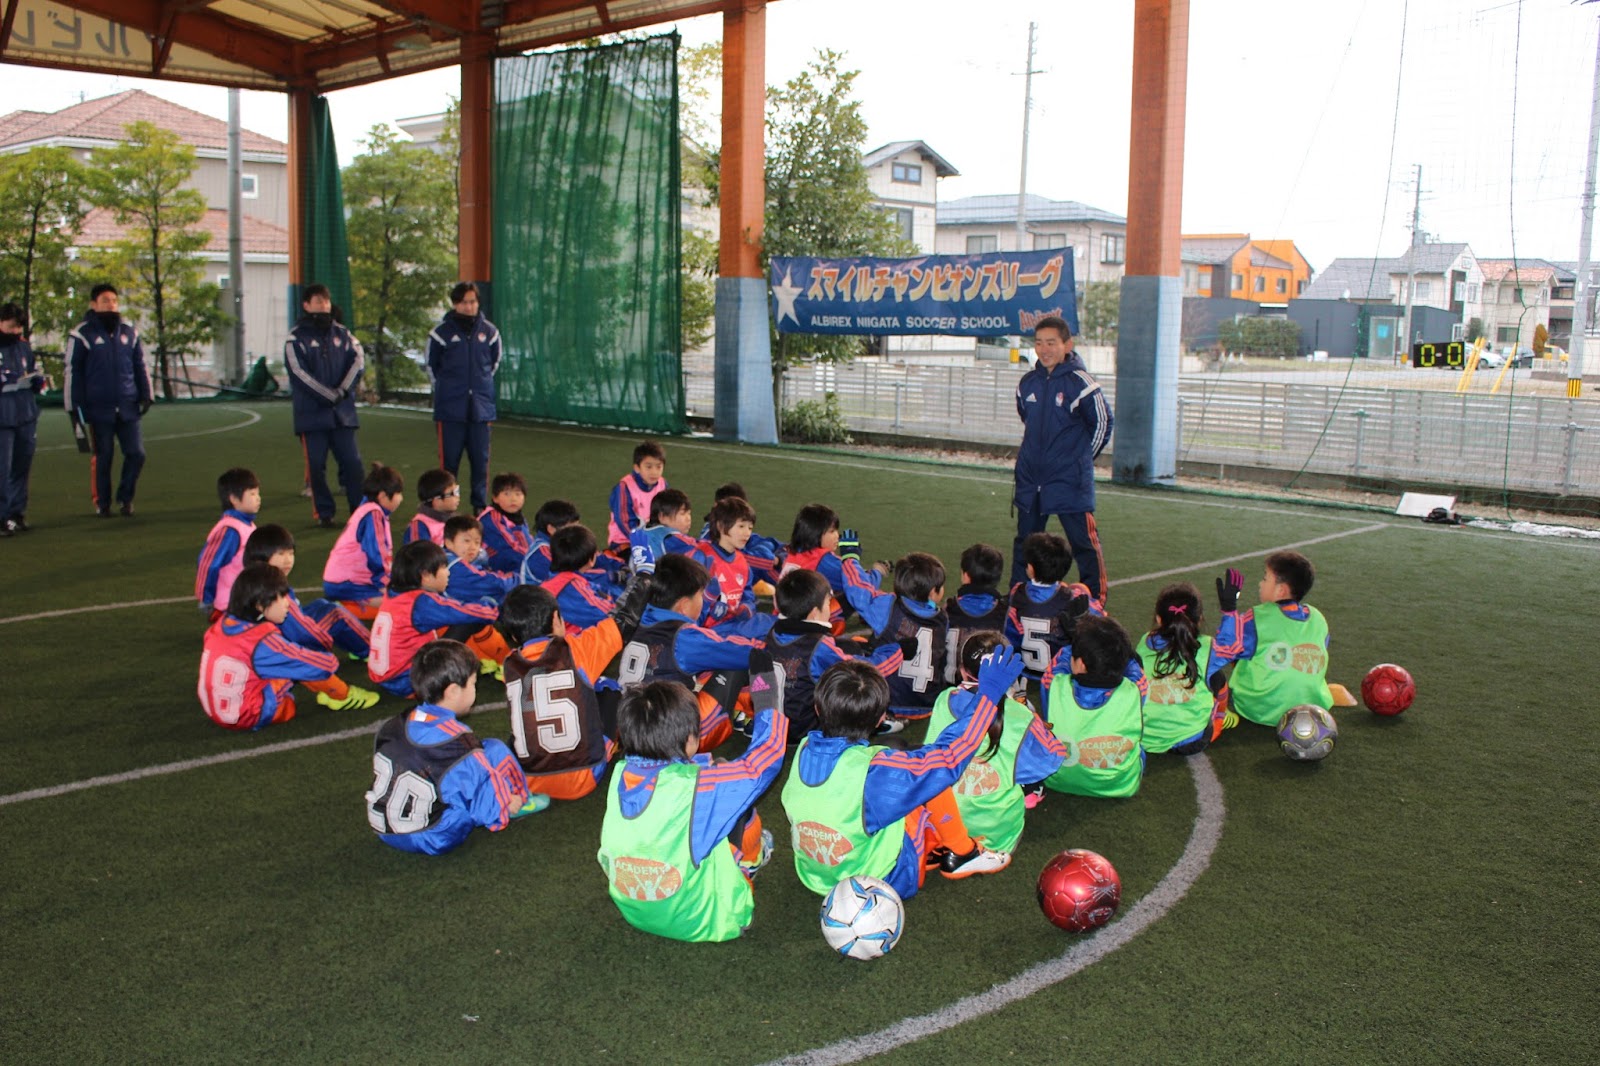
top-left (762, 569), bottom-right (905, 737)
top-left (833, 551), bottom-right (952, 731)
top-left (617, 553), bottom-right (774, 751)
top-left (195, 467), bottom-right (261, 622)
top-left (1212, 552), bottom-right (1333, 725)
top-left (403, 468), bottom-right (460, 545)
top-left (477, 472), bottom-right (532, 575)
top-left (369, 540), bottom-right (508, 699)
top-left (1040, 614), bottom-right (1148, 800)
top-left (500, 571), bottom-right (652, 804)
top-left (1006, 531), bottom-right (1103, 678)
top-left (442, 515), bottom-right (516, 606)
top-left (944, 543), bottom-right (1009, 684)
top-left (366, 639), bottom-right (531, 856)
top-left (596, 654), bottom-right (788, 943)
top-left (199, 564), bottom-right (345, 731)
top-left (606, 439), bottom-right (668, 552)
top-left (782, 648), bottom-right (1025, 902)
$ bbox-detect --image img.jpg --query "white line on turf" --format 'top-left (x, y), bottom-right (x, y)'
top-left (764, 755), bottom-right (1226, 1066)
top-left (38, 405), bottom-right (262, 451)
top-left (0, 585), bottom-right (325, 626)
top-left (1108, 523), bottom-right (1389, 587)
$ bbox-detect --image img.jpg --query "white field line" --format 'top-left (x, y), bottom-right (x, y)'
top-left (0, 585), bottom-right (325, 626)
top-left (764, 755), bottom-right (1227, 1066)
top-left (38, 405), bottom-right (262, 451)
top-left (1107, 523), bottom-right (1390, 588)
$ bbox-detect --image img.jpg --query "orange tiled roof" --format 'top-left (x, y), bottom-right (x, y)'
top-left (0, 89), bottom-right (284, 155)
top-left (78, 207), bottom-right (288, 256)
top-left (1476, 259), bottom-right (1556, 285)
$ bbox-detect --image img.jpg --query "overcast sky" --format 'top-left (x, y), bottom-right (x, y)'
top-left (3, 0), bottom-right (1598, 271)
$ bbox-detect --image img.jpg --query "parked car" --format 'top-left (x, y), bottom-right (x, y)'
top-left (1510, 347), bottom-right (1536, 369)
top-left (1476, 348), bottom-right (1507, 368)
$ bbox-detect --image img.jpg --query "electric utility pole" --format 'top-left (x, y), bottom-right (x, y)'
top-left (1400, 163), bottom-right (1422, 365)
top-left (1567, 17), bottom-right (1600, 397)
top-left (1015, 22), bottom-right (1041, 252)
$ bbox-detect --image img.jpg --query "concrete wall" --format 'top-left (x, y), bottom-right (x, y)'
top-left (190, 154), bottom-right (287, 222)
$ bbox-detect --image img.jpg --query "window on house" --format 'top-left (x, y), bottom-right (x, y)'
top-left (1276, 277), bottom-right (1287, 294)
top-left (240, 174), bottom-right (259, 198)
top-left (1253, 276), bottom-right (1265, 293)
top-left (1231, 273), bottom-right (1243, 291)
top-left (1297, 279), bottom-right (1308, 295)
top-left (967, 235), bottom-right (998, 254)
top-left (1200, 272), bottom-right (1212, 292)
top-left (1034, 232), bottom-right (1068, 249)
top-left (1415, 280), bottom-right (1431, 300)
top-left (1468, 282), bottom-right (1480, 301)
top-left (888, 207), bottom-right (914, 242)
top-left (1513, 287), bottom-right (1524, 303)
top-left (891, 162), bottom-right (922, 184)
top-left (216, 274), bottom-right (230, 290)
top-left (1497, 325), bottom-right (1518, 343)
top-left (1101, 234), bottom-right (1125, 263)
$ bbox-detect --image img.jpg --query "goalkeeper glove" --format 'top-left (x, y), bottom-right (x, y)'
top-left (838, 527), bottom-right (862, 562)
top-left (1216, 567), bottom-right (1243, 612)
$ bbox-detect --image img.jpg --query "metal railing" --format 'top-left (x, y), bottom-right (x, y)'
top-left (685, 358), bottom-right (1600, 497)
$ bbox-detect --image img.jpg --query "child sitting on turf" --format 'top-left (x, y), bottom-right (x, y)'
top-left (442, 515), bottom-right (516, 606)
top-left (1136, 577), bottom-right (1240, 755)
top-left (195, 467), bottom-right (261, 622)
top-left (366, 639), bottom-right (531, 855)
top-left (692, 495), bottom-right (783, 621)
top-left (596, 659), bottom-right (787, 943)
top-left (1007, 532), bottom-right (1102, 677)
top-left (369, 540), bottom-right (508, 698)
top-left (762, 569), bottom-right (905, 737)
top-left (1041, 613), bottom-right (1147, 799)
top-left (243, 524), bottom-right (379, 710)
top-left (944, 543), bottom-right (1009, 685)
top-left (606, 439), bottom-right (667, 552)
top-left (500, 572), bottom-right (651, 804)
top-left (403, 468), bottom-right (461, 545)
top-left (540, 523), bottom-right (619, 635)
top-left (1213, 551), bottom-right (1333, 725)
top-left (520, 498), bottom-right (628, 591)
top-left (323, 462), bottom-right (404, 620)
top-left (924, 631), bottom-right (1067, 852)
top-left (619, 554), bottom-right (775, 750)
top-left (698, 482), bottom-right (784, 562)
top-left (839, 551), bottom-right (952, 730)
top-left (199, 563), bottom-right (343, 731)
top-left (625, 488), bottom-right (699, 572)
top-left (477, 472), bottom-right (532, 575)
top-left (781, 652), bottom-right (1022, 900)
top-left (779, 503), bottom-right (883, 634)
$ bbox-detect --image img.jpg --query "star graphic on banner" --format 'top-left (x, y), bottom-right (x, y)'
top-left (772, 268), bottom-right (802, 326)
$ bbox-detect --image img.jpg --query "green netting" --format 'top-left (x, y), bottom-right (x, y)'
top-left (492, 35), bottom-right (683, 433)
top-left (299, 96), bottom-right (353, 324)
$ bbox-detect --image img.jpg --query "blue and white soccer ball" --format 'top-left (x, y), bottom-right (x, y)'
top-left (820, 875), bottom-right (905, 960)
top-left (1277, 704), bottom-right (1338, 761)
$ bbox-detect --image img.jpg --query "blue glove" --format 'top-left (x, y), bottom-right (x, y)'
top-left (838, 527), bottom-right (862, 562)
top-left (628, 528), bottom-right (658, 574)
top-left (701, 597), bottom-right (733, 624)
top-left (975, 644), bottom-right (1025, 705)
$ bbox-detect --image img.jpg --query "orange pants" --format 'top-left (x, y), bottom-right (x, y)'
top-left (696, 689), bottom-right (734, 750)
top-left (465, 625), bottom-right (511, 664)
top-left (526, 739), bottom-right (617, 801)
top-left (733, 810), bottom-right (765, 869)
top-left (336, 598), bottom-right (383, 622)
top-left (304, 675), bottom-right (349, 700)
top-left (904, 787), bottom-right (976, 889)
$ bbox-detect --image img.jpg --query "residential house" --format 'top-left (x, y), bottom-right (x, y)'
top-left (0, 89), bottom-right (291, 368)
top-left (1296, 242), bottom-right (1485, 357)
top-left (861, 140), bottom-right (958, 254)
top-left (934, 193), bottom-right (1127, 293)
top-left (1475, 259), bottom-right (1554, 351)
top-left (1182, 233), bottom-right (1314, 305)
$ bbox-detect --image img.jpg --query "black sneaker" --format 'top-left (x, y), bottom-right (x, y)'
top-left (317, 516), bottom-right (337, 529)
top-left (939, 842), bottom-right (1012, 879)
top-left (119, 502), bottom-right (134, 517)
top-left (0, 522), bottom-right (13, 538)
top-left (9, 516), bottom-right (27, 532)
top-left (875, 716), bottom-right (905, 736)
top-left (96, 508), bottom-right (112, 518)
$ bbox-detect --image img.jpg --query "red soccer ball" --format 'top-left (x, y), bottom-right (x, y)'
top-left (1037, 849), bottom-right (1121, 932)
top-left (1361, 663), bottom-right (1415, 716)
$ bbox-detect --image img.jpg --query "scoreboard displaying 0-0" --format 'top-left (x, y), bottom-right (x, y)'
top-left (1412, 341), bottom-right (1465, 369)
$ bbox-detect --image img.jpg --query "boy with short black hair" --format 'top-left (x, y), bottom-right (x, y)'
top-left (369, 540), bottom-right (508, 698)
top-left (404, 468), bottom-right (461, 545)
top-left (520, 497), bottom-right (582, 585)
top-left (540, 523), bottom-right (618, 634)
top-left (196, 467), bottom-right (262, 621)
top-left (366, 639), bottom-right (531, 855)
top-left (199, 563), bottom-right (344, 730)
top-left (781, 650), bottom-right (1024, 901)
top-left (762, 569), bottom-right (905, 736)
top-left (1041, 614), bottom-right (1147, 799)
top-left (1006, 531), bottom-right (1102, 677)
top-left (323, 462), bottom-right (404, 620)
top-left (944, 543), bottom-right (1008, 684)
top-left (607, 439), bottom-right (667, 551)
top-left (619, 553), bottom-right (775, 750)
top-left (626, 487), bottom-right (699, 573)
top-left (477, 472), bottom-right (532, 574)
top-left (442, 514), bottom-right (516, 605)
top-left (1212, 550), bottom-right (1333, 725)
top-left (836, 551), bottom-right (952, 729)
top-left (500, 572), bottom-right (651, 804)
top-left (596, 656), bottom-right (788, 942)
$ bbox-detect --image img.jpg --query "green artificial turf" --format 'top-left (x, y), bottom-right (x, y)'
top-left (3, 401), bottom-right (1596, 1064)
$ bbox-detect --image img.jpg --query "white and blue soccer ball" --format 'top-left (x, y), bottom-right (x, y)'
top-left (820, 875), bottom-right (905, 960)
top-left (1277, 704), bottom-right (1338, 761)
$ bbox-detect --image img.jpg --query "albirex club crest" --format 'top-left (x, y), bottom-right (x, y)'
top-left (771, 249), bottom-right (1078, 337)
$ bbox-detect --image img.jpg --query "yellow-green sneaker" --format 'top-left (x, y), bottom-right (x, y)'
top-left (316, 685), bottom-right (380, 711)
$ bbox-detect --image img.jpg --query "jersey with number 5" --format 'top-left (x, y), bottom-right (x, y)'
top-left (872, 598), bottom-right (950, 719)
top-left (1006, 581), bottom-right (1093, 677)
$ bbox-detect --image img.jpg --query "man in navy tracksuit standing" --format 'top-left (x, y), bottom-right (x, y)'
top-left (427, 282), bottom-right (501, 512)
top-left (1011, 314), bottom-right (1113, 601)
top-left (66, 283), bottom-right (152, 517)
top-left (285, 283), bottom-right (366, 528)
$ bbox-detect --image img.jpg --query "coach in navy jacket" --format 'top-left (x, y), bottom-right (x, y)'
top-left (66, 284), bottom-right (152, 516)
top-left (286, 283), bottom-right (365, 526)
top-left (1012, 315), bottom-right (1113, 599)
top-left (427, 282), bottom-right (501, 511)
